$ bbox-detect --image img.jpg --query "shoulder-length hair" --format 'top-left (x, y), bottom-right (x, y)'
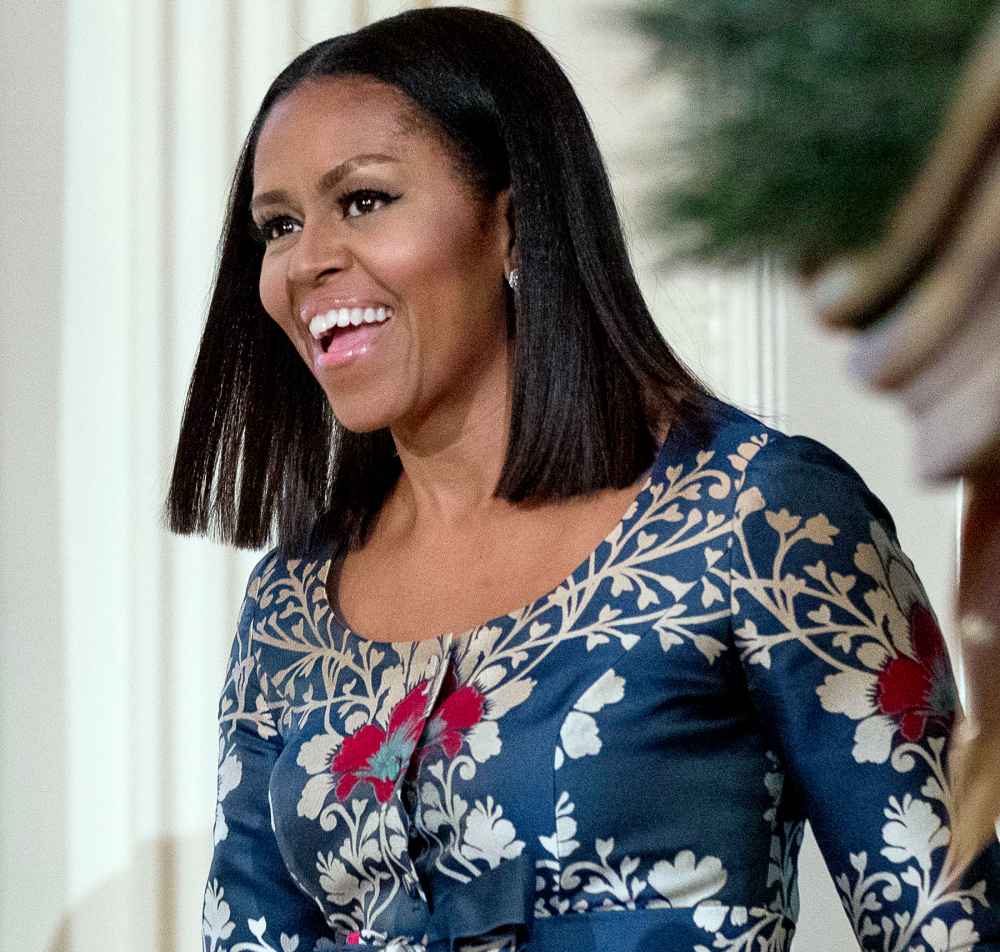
top-left (166, 6), bottom-right (716, 558)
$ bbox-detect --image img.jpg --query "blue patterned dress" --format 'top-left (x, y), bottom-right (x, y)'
top-left (203, 402), bottom-right (1000, 951)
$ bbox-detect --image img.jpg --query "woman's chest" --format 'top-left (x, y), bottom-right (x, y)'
top-left (245, 443), bottom-right (782, 940)
top-left (255, 540), bottom-right (775, 943)
top-left (333, 484), bottom-right (646, 643)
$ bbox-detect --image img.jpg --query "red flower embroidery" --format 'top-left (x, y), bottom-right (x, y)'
top-left (420, 682), bottom-right (486, 759)
top-left (331, 681), bottom-right (430, 802)
top-left (875, 604), bottom-right (956, 741)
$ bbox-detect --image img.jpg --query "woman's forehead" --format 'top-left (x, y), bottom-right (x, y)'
top-left (255, 77), bottom-right (424, 171)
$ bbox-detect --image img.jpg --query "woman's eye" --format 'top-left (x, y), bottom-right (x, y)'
top-left (342, 190), bottom-right (394, 219)
top-left (254, 216), bottom-right (300, 244)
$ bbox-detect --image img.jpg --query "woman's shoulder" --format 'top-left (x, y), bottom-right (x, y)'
top-left (241, 547), bottom-right (283, 597)
top-left (668, 397), bottom-right (893, 528)
top-left (666, 397), bottom-right (786, 464)
top-left (240, 543), bottom-right (332, 605)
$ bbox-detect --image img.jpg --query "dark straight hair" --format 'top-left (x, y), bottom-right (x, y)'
top-left (165, 6), bottom-right (716, 558)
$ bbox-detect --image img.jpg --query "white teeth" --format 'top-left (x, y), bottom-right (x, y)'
top-left (308, 305), bottom-right (391, 338)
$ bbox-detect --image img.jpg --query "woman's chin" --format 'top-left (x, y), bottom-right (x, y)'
top-left (329, 409), bottom-right (395, 435)
top-left (324, 393), bottom-right (400, 435)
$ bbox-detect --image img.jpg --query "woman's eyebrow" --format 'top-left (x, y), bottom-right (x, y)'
top-left (251, 153), bottom-right (400, 213)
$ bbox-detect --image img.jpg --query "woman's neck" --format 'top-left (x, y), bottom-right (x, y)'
top-left (386, 384), bottom-right (513, 536)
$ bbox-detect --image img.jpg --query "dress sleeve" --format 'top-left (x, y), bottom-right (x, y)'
top-left (203, 555), bottom-right (330, 952)
top-left (730, 434), bottom-right (1000, 951)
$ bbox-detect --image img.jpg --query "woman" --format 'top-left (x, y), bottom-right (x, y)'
top-left (167, 9), bottom-right (1000, 952)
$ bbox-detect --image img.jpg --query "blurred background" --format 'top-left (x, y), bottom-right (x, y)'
top-left (0, 1), bottom-right (961, 949)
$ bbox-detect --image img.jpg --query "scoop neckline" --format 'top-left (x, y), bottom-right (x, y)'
top-left (311, 427), bottom-right (679, 647)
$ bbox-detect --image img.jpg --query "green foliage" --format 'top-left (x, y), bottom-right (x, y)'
top-left (632, 0), bottom-right (999, 266)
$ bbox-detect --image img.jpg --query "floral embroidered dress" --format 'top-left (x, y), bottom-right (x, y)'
top-left (204, 402), bottom-right (1000, 952)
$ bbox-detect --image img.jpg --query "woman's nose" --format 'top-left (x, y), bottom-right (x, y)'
top-left (287, 219), bottom-right (353, 286)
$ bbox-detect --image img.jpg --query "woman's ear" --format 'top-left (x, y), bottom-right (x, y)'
top-left (495, 188), bottom-right (518, 275)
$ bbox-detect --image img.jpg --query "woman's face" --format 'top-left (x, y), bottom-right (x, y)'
top-left (252, 76), bottom-right (513, 435)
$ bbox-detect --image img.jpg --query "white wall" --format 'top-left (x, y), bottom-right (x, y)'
top-left (1, 2), bottom-right (69, 950)
top-left (0, 2), bottom-right (958, 950)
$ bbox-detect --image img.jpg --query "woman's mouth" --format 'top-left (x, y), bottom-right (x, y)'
top-left (308, 306), bottom-right (393, 368)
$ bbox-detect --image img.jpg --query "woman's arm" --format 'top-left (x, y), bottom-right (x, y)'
top-left (730, 435), bottom-right (1000, 951)
top-left (204, 557), bottom-right (330, 952)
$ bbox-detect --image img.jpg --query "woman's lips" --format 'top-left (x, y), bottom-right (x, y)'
top-left (302, 303), bottom-right (395, 370)
top-left (313, 318), bottom-right (391, 369)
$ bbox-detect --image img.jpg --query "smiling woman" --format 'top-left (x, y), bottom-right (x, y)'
top-left (164, 7), bottom-right (1000, 952)
top-left (251, 77), bottom-right (514, 439)
top-left (166, 7), bottom-right (712, 562)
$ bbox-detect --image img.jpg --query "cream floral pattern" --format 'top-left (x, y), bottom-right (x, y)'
top-left (214, 735), bottom-right (242, 846)
top-left (204, 405), bottom-right (1000, 951)
top-left (553, 668), bottom-right (625, 769)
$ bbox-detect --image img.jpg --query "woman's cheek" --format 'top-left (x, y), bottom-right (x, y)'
top-left (258, 262), bottom-right (290, 336)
